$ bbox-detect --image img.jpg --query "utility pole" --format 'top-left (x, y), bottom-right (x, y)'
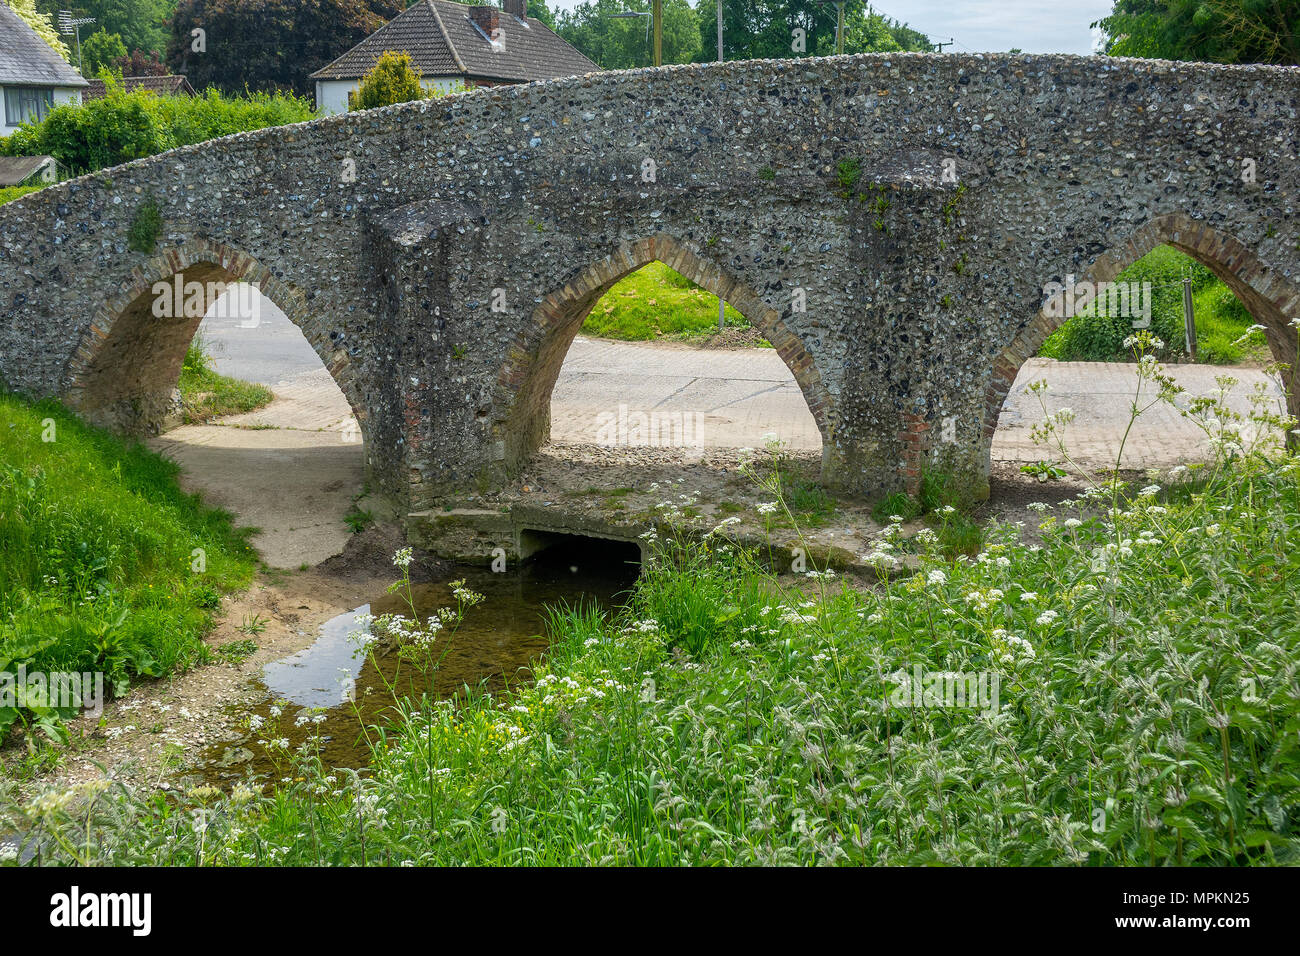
top-left (717, 0), bottom-right (723, 62)
top-left (653, 0), bottom-right (662, 67)
top-left (717, 0), bottom-right (725, 331)
top-left (933, 38), bottom-right (955, 52)
top-left (814, 1), bottom-right (846, 56)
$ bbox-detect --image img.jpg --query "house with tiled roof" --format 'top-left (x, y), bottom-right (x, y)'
top-left (310, 0), bottom-right (598, 114)
top-left (0, 2), bottom-right (87, 136)
top-left (82, 75), bottom-right (197, 103)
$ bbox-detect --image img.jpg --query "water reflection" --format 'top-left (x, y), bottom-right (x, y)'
top-left (201, 538), bottom-right (640, 783)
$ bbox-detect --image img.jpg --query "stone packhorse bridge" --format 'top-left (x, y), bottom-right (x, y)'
top-left (1, 53), bottom-right (1298, 514)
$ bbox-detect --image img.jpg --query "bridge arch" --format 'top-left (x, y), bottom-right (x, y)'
top-left (63, 238), bottom-right (366, 437)
top-left (492, 234), bottom-right (837, 474)
top-left (981, 213), bottom-right (1300, 475)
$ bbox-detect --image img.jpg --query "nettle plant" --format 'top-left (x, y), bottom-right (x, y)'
top-left (8, 324), bottom-right (1300, 865)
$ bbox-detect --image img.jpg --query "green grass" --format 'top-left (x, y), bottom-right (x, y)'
top-left (344, 502), bottom-right (373, 535)
top-left (0, 394), bottom-right (259, 741)
top-left (12, 354), bottom-right (1300, 866)
top-left (16, 451), bottom-right (1300, 865)
top-left (216, 639), bottom-right (259, 664)
top-left (786, 479), bottom-right (836, 527)
top-left (871, 470), bottom-right (986, 557)
top-left (178, 344), bottom-right (274, 423)
top-left (0, 185), bottom-right (44, 206)
top-left (580, 262), bottom-right (763, 343)
top-left (1039, 245), bottom-right (1265, 365)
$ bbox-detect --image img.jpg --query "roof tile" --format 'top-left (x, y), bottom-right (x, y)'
top-left (0, 3), bottom-right (88, 88)
top-left (309, 0), bottom-right (598, 83)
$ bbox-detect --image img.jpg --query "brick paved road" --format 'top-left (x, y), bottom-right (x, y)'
top-left (550, 340), bottom-right (1282, 468)
top-left (200, 306), bottom-right (1283, 471)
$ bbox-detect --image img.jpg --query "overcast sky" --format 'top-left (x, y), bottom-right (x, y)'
top-left (547, 0), bottom-right (1118, 56)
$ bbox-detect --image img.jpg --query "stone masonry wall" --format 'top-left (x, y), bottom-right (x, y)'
top-left (0, 53), bottom-right (1297, 512)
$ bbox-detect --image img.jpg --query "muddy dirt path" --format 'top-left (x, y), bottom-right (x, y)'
top-left (149, 369), bottom-right (366, 569)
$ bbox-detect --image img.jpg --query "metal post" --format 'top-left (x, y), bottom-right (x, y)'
top-left (652, 0), bottom-right (662, 66)
top-left (1182, 276), bottom-right (1197, 362)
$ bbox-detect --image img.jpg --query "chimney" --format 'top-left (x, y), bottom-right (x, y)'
top-left (504, 0), bottom-right (525, 18)
top-left (469, 6), bottom-right (500, 34)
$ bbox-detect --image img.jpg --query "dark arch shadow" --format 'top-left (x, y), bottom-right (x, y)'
top-left (63, 238), bottom-right (367, 439)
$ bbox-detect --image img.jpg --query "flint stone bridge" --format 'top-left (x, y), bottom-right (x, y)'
top-left (1, 52), bottom-right (1298, 514)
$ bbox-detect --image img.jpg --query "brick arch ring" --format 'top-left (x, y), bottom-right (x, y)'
top-left (62, 237), bottom-right (365, 429)
top-left (492, 234), bottom-right (838, 472)
top-left (980, 213), bottom-right (1300, 468)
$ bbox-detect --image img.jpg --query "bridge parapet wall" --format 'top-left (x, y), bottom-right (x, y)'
top-left (0, 53), bottom-right (1295, 509)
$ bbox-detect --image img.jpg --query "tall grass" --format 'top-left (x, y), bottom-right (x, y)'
top-left (12, 458), bottom-right (1300, 863)
top-left (8, 338), bottom-right (1300, 865)
top-left (0, 395), bottom-right (258, 740)
top-left (178, 343), bottom-right (273, 423)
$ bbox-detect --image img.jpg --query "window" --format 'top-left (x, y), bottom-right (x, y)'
top-left (4, 87), bottom-right (55, 127)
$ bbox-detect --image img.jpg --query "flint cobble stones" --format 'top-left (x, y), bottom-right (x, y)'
top-left (0, 52), bottom-right (1297, 512)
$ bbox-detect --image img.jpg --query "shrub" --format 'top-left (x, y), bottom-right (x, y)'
top-left (349, 51), bottom-right (426, 111)
top-left (0, 86), bottom-right (317, 175)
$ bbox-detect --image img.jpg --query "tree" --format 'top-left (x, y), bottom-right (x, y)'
top-left (4, 0), bottom-right (71, 61)
top-left (82, 0), bottom-right (171, 57)
top-left (527, 0), bottom-right (556, 29)
top-left (1094, 0), bottom-right (1300, 66)
top-left (31, 0), bottom-right (174, 59)
top-left (82, 30), bottom-right (128, 75)
top-left (350, 50), bottom-right (425, 110)
top-left (691, 0), bottom-right (929, 63)
top-left (556, 0), bottom-right (701, 69)
top-left (116, 48), bottom-right (169, 75)
top-left (166, 0), bottom-right (402, 95)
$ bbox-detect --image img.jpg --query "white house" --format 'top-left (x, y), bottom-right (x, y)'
top-left (310, 0), bottom-right (597, 115)
top-left (0, 3), bottom-right (88, 136)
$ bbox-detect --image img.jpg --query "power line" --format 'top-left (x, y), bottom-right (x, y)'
top-left (866, 0), bottom-right (972, 54)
